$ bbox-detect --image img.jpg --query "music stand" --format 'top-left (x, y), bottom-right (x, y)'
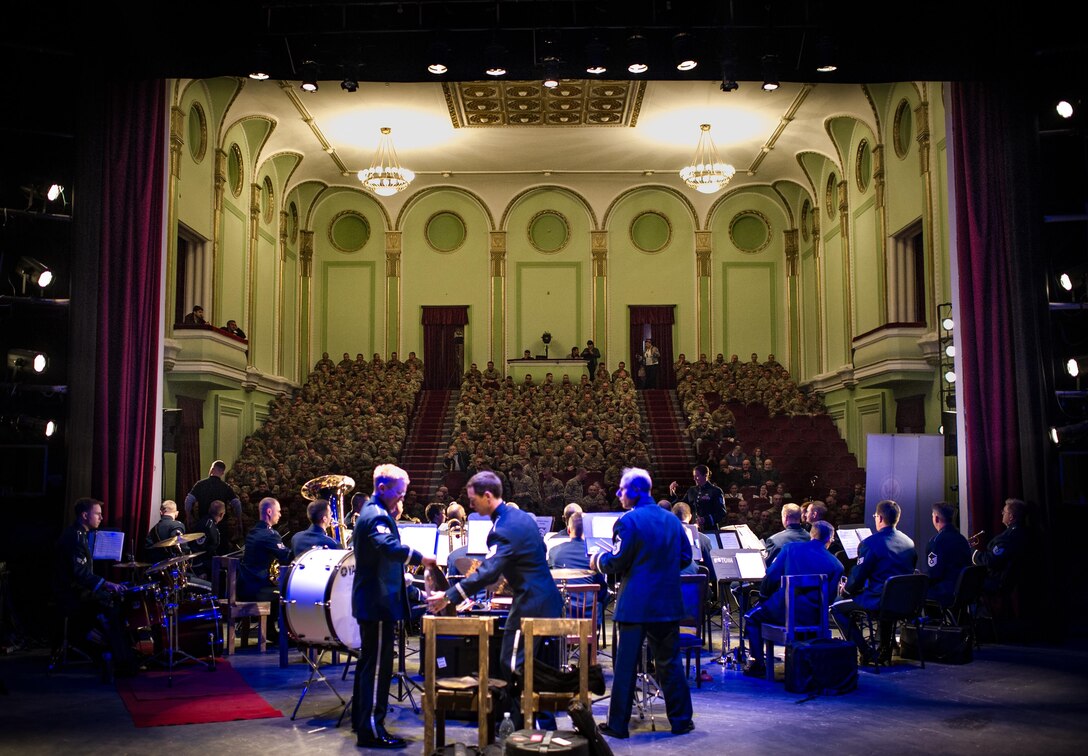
top-left (708, 549), bottom-right (765, 668)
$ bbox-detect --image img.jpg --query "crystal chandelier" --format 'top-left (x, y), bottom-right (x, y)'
top-left (679, 123), bottom-right (736, 194)
top-left (357, 127), bottom-right (415, 196)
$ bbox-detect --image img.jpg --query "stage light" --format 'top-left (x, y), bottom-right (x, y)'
top-left (485, 43), bottom-right (507, 76)
top-left (427, 40), bottom-right (449, 74)
top-left (626, 34), bottom-right (649, 74)
top-left (815, 33), bottom-right (837, 72)
top-left (945, 345), bottom-right (956, 358)
top-left (15, 256), bottom-right (53, 291)
top-left (1050, 420), bottom-right (1088, 445)
top-left (8, 415), bottom-right (56, 438)
top-left (47, 184), bottom-right (64, 202)
top-left (300, 62), bottom-right (319, 92)
top-left (1067, 357), bottom-right (1088, 378)
top-left (7, 349), bottom-right (49, 374)
top-left (340, 76), bottom-right (359, 93)
top-left (944, 370), bottom-right (957, 383)
top-left (942, 316), bottom-right (954, 331)
top-left (585, 38), bottom-right (607, 74)
top-left (672, 33), bottom-right (698, 71)
top-left (1057, 100), bottom-right (1074, 119)
top-left (542, 58), bottom-right (559, 89)
top-left (761, 55), bottom-right (779, 91)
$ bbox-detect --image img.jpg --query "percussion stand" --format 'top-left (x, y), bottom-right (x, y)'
top-left (632, 636), bottom-right (661, 731)
top-left (152, 566), bottom-right (211, 686)
top-left (390, 619), bottom-right (422, 713)
top-left (291, 643), bottom-right (347, 720)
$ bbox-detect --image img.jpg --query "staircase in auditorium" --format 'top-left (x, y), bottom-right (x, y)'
top-left (639, 389), bottom-right (695, 490)
top-left (399, 389), bottom-right (456, 500)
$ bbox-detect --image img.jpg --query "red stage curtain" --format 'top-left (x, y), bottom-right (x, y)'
top-left (422, 306), bottom-right (469, 389)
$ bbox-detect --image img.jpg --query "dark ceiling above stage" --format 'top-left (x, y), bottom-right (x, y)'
top-left (5, 1), bottom-right (1086, 90)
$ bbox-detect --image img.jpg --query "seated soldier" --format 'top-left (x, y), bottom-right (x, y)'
top-left (291, 499), bottom-right (340, 555)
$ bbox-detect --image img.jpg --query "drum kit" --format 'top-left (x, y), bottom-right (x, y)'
top-left (116, 531), bottom-right (221, 682)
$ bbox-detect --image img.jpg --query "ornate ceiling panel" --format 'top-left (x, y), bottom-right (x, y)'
top-left (443, 80), bottom-right (645, 128)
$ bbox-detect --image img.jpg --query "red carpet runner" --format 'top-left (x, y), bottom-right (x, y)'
top-left (116, 659), bottom-right (282, 727)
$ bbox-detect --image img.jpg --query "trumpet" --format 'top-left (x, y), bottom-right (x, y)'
top-left (447, 518), bottom-right (466, 552)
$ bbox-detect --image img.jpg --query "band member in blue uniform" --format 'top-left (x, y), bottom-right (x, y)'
top-left (763, 503), bottom-right (810, 567)
top-left (427, 470), bottom-right (563, 730)
top-left (925, 501), bottom-right (972, 607)
top-left (832, 499), bottom-right (917, 661)
top-left (353, 465), bottom-right (434, 749)
top-left (668, 465), bottom-right (726, 529)
top-left (971, 497), bottom-right (1028, 594)
top-left (237, 497), bottom-right (292, 602)
top-left (743, 521), bottom-right (844, 677)
top-left (291, 499), bottom-right (340, 555)
top-left (590, 467), bottom-right (694, 739)
top-left (144, 500), bottom-right (187, 563)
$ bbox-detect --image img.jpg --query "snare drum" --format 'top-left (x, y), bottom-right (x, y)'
top-left (283, 548), bottom-right (360, 650)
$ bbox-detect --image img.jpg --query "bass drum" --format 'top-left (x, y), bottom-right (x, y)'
top-left (283, 548), bottom-right (360, 650)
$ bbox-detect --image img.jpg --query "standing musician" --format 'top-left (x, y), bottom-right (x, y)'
top-left (353, 464), bottom-right (436, 750)
top-left (669, 465), bottom-right (726, 530)
top-left (291, 499), bottom-right (340, 555)
top-left (590, 467), bottom-right (694, 739)
top-left (426, 470), bottom-right (564, 730)
top-left (193, 500), bottom-right (226, 579)
top-left (184, 459), bottom-right (243, 538)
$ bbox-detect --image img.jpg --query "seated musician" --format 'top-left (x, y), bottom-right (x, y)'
top-left (52, 498), bottom-right (125, 677)
top-left (291, 499), bottom-right (340, 555)
top-left (145, 500), bottom-right (187, 563)
top-left (548, 513), bottom-right (608, 619)
top-left (742, 520), bottom-right (844, 677)
top-left (238, 497), bottom-right (293, 611)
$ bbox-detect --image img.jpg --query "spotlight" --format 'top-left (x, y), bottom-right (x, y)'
top-left (1050, 420), bottom-right (1088, 445)
top-left (944, 370), bottom-right (957, 383)
top-left (761, 55), bottom-right (779, 91)
top-left (672, 33), bottom-right (698, 71)
top-left (1060, 272), bottom-right (1073, 291)
top-left (942, 316), bottom-right (954, 331)
top-left (626, 33), bottom-right (649, 74)
top-left (945, 344), bottom-right (956, 358)
top-left (542, 57), bottom-right (559, 89)
top-left (340, 77), bottom-right (358, 93)
top-left (485, 42), bottom-right (507, 76)
top-left (300, 62), bottom-right (319, 92)
top-left (815, 33), bottom-right (837, 72)
top-left (427, 41), bottom-right (450, 74)
top-left (249, 70), bottom-right (271, 81)
top-left (16, 256), bottom-right (53, 291)
top-left (249, 44), bottom-right (273, 80)
top-left (585, 38), bottom-right (607, 75)
top-left (1056, 100), bottom-right (1074, 119)
top-left (47, 184), bottom-right (64, 202)
top-left (10, 416), bottom-right (56, 438)
top-left (1067, 357), bottom-right (1088, 378)
top-left (427, 62), bottom-right (448, 75)
top-left (7, 349), bottom-right (49, 374)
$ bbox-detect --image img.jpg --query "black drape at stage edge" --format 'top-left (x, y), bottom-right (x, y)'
top-left (422, 305), bottom-right (469, 390)
top-left (628, 305), bottom-right (676, 389)
top-left (176, 396), bottom-right (204, 506)
top-left (949, 82), bottom-right (1050, 539)
top-left (92, 79), bottom-right (166, 553)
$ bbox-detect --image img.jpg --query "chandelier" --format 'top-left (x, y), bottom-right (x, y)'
top-left (357, 127), bottom-right (415, 196)
top-left (679, 123), bottom-right (736, 194)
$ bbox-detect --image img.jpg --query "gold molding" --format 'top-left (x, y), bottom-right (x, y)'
top-left (187, 101), bottom-right (208, 164)
top-left (443, 80), bottom-right (645, 128)
top-left (169, 106), bottom-right (185, 179)
top-left (750, 84), bottom-right (813, 176)
top-left (262, 176), bottom-right (275, 225)
top-left (228, 143), bottom-right (244, 197)
top-left (385, 231), bottom-right (402, 277)
top-left (855, 139), bottom-right (872, 193)
top-left (299, 230), bottom-right (314, 278)
top-left (489, 231), bottom-right (507, 278)
top-left (825, 172), bottom-right (838, 218)
top-left (800, 199), bottom-right (811, 242)
top-left (278, 80), bottom-right (350, 175)
top-left (500, 185), bottom-right (598, 232)
top-left (629, 211), bottom-right (672, 254)
top-left (327, 209), bottom-right (371, 253)
top-left (527, 209), bottom-right (570, 254)
top-left (893, 98), bottom-right (912, 159)
top-left (784, 229), bottom-right (799, 276)
top-left (424, 210), bottom-right (468, 253)
top-left (873, 144), bottom-right (886, 209)
top-left (915, 100), bottom-right (931, 175)
top-left (728, 210), bottom-right (773, 254)
top-left (591, 231), bottom-right (608, 277)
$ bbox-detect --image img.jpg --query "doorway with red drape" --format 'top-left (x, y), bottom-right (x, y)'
top-left (421, 306), bottom-right (469, 389)
top-left (628, 305), bottom-right (676, 389)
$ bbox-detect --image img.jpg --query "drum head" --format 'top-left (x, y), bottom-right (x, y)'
top-left (284, 548), bottom-right (358, 649)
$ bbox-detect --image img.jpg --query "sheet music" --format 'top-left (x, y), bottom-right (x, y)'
top-left (398, 523), bottom-right (438, 558)
top-left (467, 518), bottom-right (493, 554)
top-left (735, 550), bottom-right (767, 580)
top-left (90, 530), bottom-right (124, 561)
top-left (684, 524), bottom-right (701, 561)
top-left (436, 533), bottom-right (451, 567)
top-left (587, 513), bottom-right (621, 538)
top-left (715, 530), bottom-right (741, 550)
top-left (533, 516), bottom-right (554, 538)
top-left (837, 527), bottom-right (872, 560)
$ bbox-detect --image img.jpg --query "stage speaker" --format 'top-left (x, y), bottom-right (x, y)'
top-left (162, 408), bottom-right (182, 453)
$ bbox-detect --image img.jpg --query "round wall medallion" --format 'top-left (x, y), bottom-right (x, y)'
top-left (329, 210), bottom-right (370, 253)
top-left (187, 102), bottom-right (207, 163)
top-left (856, 139), bottom-right (872, 192)
top-left (262, 176), bottom-right (274, 224)
top-left (800, 200), bottom-right (811, 242)
top-left (630, 211), bottom-right (671, 253)
top-left (228, 143), bottom-right (244, 198)
top-left (825, 172), bottom-right (838, 218)
top-left (729, 211), bottom-right (771, 254)
top-left (894, 99), bottom-right (913, 159)
top-left (528, 210), bottom-right (570, 253)
top-left (425, 211), bottom-right (467, 253)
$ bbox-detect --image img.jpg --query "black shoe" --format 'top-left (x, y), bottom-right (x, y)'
top-left (598, 723), bottom-right (629, 739)
top-left (742, 659), bottom-right (766, 678)
top-left (356, 732), bottom-right (407, 749)
top-left (671, 721), bottom-right (695, 735)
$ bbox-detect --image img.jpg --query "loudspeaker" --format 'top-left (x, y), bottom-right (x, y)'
top-left (162, 408), bottom-right (182, 453)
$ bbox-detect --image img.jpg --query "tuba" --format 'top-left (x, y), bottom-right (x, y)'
top-left (301, 473), bottom-right (356, 548)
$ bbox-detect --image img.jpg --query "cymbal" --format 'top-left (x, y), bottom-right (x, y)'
top-left (551, 568), bottom-right (593, 580)
top-left (151, 532), bottom-right (204, 549)
top-left (301, 473), bottom-right (356, 501)
top-left (147, 552), bottom-right (202, 572)
top-left (114, 560), bottom-right (149, 569)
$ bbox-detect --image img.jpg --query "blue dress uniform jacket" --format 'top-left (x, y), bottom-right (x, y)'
top-left (595, 497), bottom-right (692, 622)
top-left (758, 539), bottom-right (844, 622)
top-left (973, 524), bottom-right (1027, 592)
top-left (54, 524), bottom-right (104, 612)
top-left (677, 482), bottom-right (727, 529)
top-left (238, 521), bottom-right (293, 601)
top-left (444, 502), bottom-right (563, 631)
top-left (764, 523), bottom-right (811, 568)
top-left (291, 525), bottom-right (340, 557)
top-left (925, 526), bottom-right (972, 607)
top-left (353, 499), bottom-right (425, 622)
top-left (844, 527), bottom-right (917, 611)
